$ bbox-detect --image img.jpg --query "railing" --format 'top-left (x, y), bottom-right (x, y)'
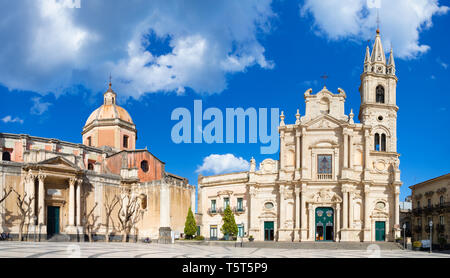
top-left (434, 202), bottom-right (450, 209)
top-left (207, 208), bottom-right (217, 214)
top-left (317, 174), bottom-right (332, 180)
top-left (233, 207), bottom-right (245, 214)
top-left (412, 208), bottom-right (422, 215)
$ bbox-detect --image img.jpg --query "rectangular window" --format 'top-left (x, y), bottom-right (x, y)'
top-left (224, 197), bottom-right (230, 209)
top-left (440, 216), bottom-right (444, 225)
top-left (317, 155), bottom-right (332, 174)
top-left (238, 224), bottom-right (244, 237)
top-left (237, 198), bottom-right (243, 211)
top-left (427, 199), bottom-right (431, 208)
top-left (210, 225), bottom-right (218, 240)
top-left (87, 136), bottom-right (92, 146)
top-left (211, 200), bottom-right (216, 213)
top-left (123, 135), bottom-right (129, 148)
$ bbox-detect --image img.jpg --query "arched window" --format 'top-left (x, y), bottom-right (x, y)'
top-left (319, 98), bottom-right (330, 115)
top-left (376, 85), bottom-right (385, 103)
top-left (141, 160), bottom-right (149, 173)
top-left (374, 133), bottom-right (380, 151)
top-left (88, 163), bottom-right (94, 171)
top-left (2, 151), bottom-right (11, 161)
top-left (381, 134), bottom-right (386, 152)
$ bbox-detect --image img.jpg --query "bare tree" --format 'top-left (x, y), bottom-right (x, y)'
top-left (83, 202), bottom-right (98, 243)
top-left (0, 186), bottom-right (12, 204)
top-left (104, 194), bottom-right (119, 243)
top-left (117, 194), bottom-right (141, 242)
top-left (14, 190), bottom-right (34, 241)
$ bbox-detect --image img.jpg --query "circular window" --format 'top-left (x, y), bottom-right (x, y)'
top-left (378, 116), bottom-right (383, 121)
top-left (141, 160), bottom-right (149, 173)
top-left (376, 202), bottom-right (386, 210)
top-left (264, 202), bottom-right (274, 210)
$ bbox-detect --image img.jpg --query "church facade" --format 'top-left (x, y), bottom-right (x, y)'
top-left (199, 30), bottom-right (402, 242)
top-left (0, 82), bottom-right (195, 241)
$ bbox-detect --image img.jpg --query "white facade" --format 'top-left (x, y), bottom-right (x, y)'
top-left (199, 30), bottom-right (402, 242)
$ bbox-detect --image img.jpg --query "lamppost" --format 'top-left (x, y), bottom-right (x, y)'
top-left (240, 222), bottom-right (244, 248)
top-left (403, 223), bottom-right (406, 250)
top-left (429, 220), bottom-right (433, 253)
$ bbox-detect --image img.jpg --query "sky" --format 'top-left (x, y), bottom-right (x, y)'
top-left (1, 0), bottom-right (449, 203)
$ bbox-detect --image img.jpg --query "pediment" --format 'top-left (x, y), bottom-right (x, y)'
top-left (304, 115), bottom-right (343, 130)
top-left (308, 189), bottom-right (342, 204)
top-left (36, 156), bottom-right (81, 171)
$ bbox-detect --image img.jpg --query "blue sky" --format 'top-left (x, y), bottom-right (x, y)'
top-left (1, 0), bottom-right (449, 203)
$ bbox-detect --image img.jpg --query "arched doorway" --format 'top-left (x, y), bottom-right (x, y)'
top-left (315, 207), bottom-right (334, 241)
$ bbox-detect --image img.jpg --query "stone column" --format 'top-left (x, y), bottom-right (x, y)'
top-left (349, 191), bottom-right (354, 229)
top-left (279, 185), bottom-right (285, 229)
top-left (394, 187), bottom-right (400, 228)
top-left (159, 182), bottom-right (171, 228)
top-left (363, 184), bottom-right (371, 241)
top-left (364, 129), bottom-right (370, 170)
top-left (308, 204), bottom-right (314, 241)
top-left (301, 187), bottom-right (307, 230)
top-left (294, 187), bottom-right (300, 230)
top-left (295, 131), bottom-right (301, 170)
top-left (38, 172), bottom-right (46, 225)
top-left (280, 131), bottom-right (285, 169)
top-left (364, 185), bottom-right (371, 230)
top-left (28, 172), bottom-right (36, 220)
top-left (349, 133), bottom-right (354, 169)
top-left (342, 188), bottom-right (348, 229)
top-left (190, 187), bottom-right (196, 212)
top-left (76, 179), bottom-right (82, 226)
top-left (343, 131), bottom-right (348, 168)
top-left (68, 178), bottom-right (76, 227)
top-left (301, 128), bottom-right (306, 174)
top-left (336, 204), bottom-right (341, 241)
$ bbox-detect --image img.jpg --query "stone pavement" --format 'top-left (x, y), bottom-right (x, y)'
top-left (0, 241), bottom-right (449, 258)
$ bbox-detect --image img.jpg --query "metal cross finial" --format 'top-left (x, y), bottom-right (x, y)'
top-left (320, 74), bottom-right (329, 87)
top-left (109, 73), bottom-right (112, 88)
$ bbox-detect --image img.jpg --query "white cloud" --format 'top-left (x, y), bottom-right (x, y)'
top-left (437, 58), bottom-right (448, 69)
top-left (300, 0), bottom-right (449, 59)
top-left (0, 0), bottom-right (275, 97)
top-left (1, 116), bottom-right (24, 124)
top-left (31, 97), bottom-right (52, 115)
top-left (196, 154), bottom-right (250, 175)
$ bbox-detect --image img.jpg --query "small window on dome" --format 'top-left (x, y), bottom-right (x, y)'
top-left (87, 136), bottom-right (92, 147)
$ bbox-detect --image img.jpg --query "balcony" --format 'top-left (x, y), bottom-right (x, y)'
top-left (207, 208), bottom-right (218, 215)
top-left (412, 208), bottom-right (423, 215)
top-left (434, 202), bottom-right (450, 211)
top-left (317, 174), bottom-right (332, 180)
top-left (233, 207), bottom-right (246, 214)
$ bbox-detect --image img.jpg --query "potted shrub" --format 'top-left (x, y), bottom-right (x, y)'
top-left (194, 235), bottom-right (205, 241)
top-left (413, 241), bottom-right (421, 251)
top-left (248, 235), bottom-right (254, 242)
top-left (396, 237), bottom-right (403, 243)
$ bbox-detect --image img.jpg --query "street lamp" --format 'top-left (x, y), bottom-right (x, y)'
top-left (402, 223), bottom-right (406, 250)
top-left (240, 222), bottom-right (244, 248)
top-left (429, 220), bottom-right (433, 253)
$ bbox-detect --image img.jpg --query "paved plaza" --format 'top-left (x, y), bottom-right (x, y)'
top-left (0, 241), bottom-right (449, 258)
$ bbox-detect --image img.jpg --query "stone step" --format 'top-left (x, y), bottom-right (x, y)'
top-left (47, 234), bottom-right (71, 242)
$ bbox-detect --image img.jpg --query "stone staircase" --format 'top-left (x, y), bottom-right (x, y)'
top-left (177, 240), bottom-right (403, 250)
top-left (47, 234), bottom-right (71, 242)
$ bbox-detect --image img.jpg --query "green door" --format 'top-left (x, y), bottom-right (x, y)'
top-left (375, 221), bottom-right (386, 241)
top-left (47, 206), bottom-right (60, 238)
top-left (264, 221), bottom-right (274, 241)
top-left (315, 207), bottom-right (334, 241)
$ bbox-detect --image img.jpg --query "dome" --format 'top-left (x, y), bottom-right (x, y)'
top-left (85, 104), bottom-right (134, 126)
top-left (84, 83), bottom-right (134, 127)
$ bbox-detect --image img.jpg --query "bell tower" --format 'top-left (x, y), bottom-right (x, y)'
top-left (359, 29), bottom-right (398, 153)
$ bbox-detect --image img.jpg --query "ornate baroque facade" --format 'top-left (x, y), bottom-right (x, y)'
top-left (0, 83), bottom-right (195, 241)
top-left (199, 30), bottom-right (402, 242)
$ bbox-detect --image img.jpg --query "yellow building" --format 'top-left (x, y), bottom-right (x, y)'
top-left (410, 173), bottom-right (449, 247)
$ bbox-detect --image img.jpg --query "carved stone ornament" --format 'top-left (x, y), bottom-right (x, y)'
top-left (309, 189), bottom-right (342, 204)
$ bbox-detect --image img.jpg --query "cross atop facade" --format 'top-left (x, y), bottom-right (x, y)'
top-left (320, 74), bottom-right (329, 87)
